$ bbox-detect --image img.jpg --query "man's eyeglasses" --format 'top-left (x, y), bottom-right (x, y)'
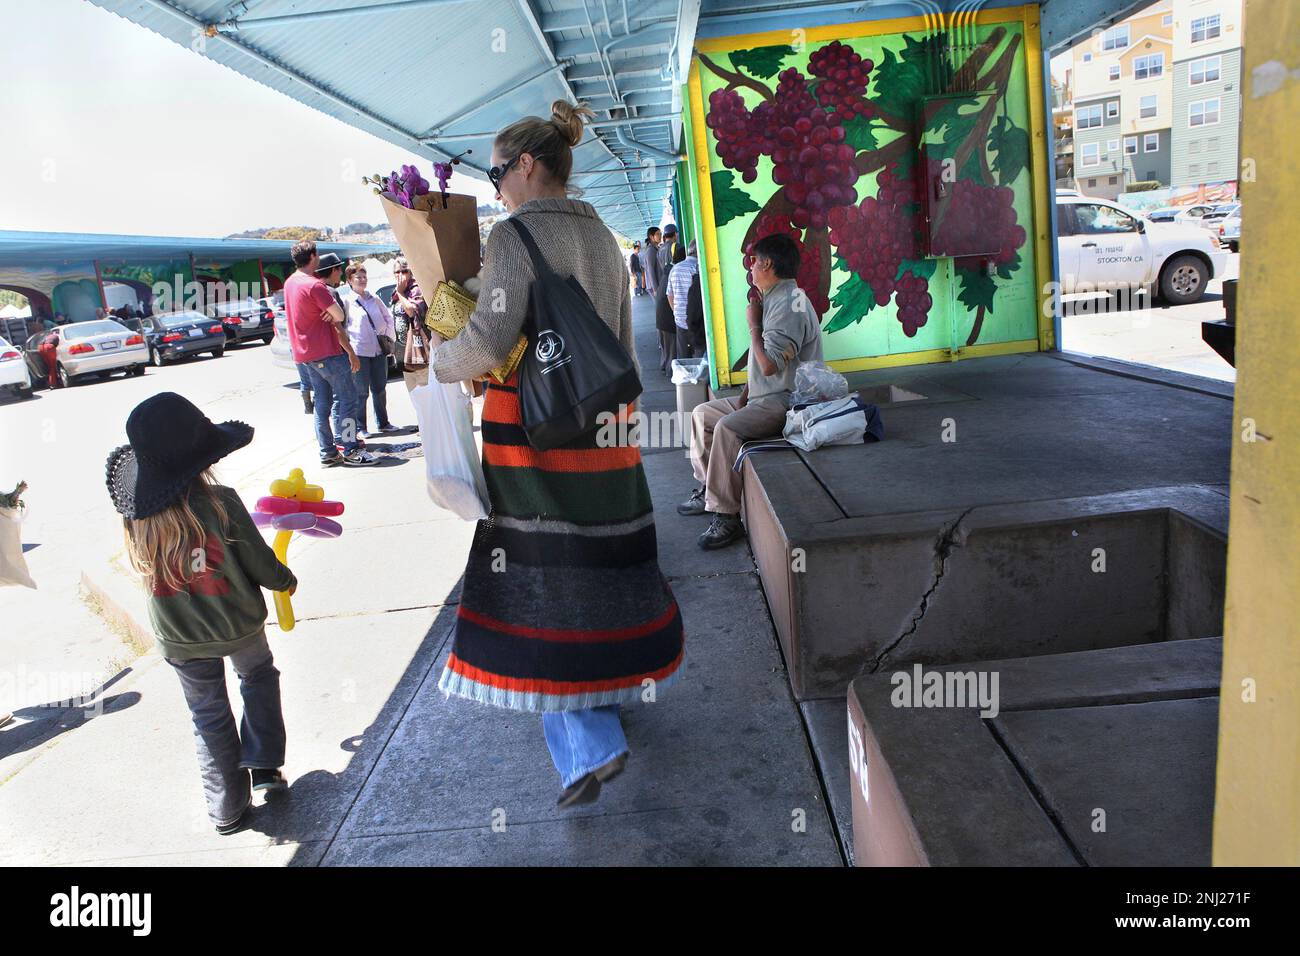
top-left (487, 155), bottom-right (520, 192)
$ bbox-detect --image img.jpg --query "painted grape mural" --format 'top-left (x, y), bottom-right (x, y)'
top-left (698, 24), bottom-right (1037, 367)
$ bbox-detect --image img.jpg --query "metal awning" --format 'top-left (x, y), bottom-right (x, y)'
top-left (0, 230), bottom-right (395, 268)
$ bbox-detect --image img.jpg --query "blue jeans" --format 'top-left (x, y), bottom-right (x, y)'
top-left (541, 705), bottom-right (628, 788)
top-left (296, 363), bottom-right (312, 396)
top-left (302, 352), bottom-right (360, 458)
top-left (166, 631), bottom-right (285, 825)
top-left (352, 353), bottom-right (391, 432)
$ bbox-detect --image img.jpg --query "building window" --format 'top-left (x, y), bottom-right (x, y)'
top-left (1108, 176), bottom-right (1118, 185)
top-left (1190, 98), bottom-right (1221, 127)
top-left (1124, 136), bottom-right (1138, 154)
top-left (1163, 14), bottom-right (1173, 26)
top-left (1189, 139), bottom-right (1201, 154)
top-left (1144, 133), bottom-right (1160, 152)
top-left (1140, 95), bottom-right (1158, 118)
top-left (1190, 55), bottom-right (1222, 85)
top-left (1106, 100), bottom-right (1120, 118)
top-left (1087, 179), bottom-right (1097, 187)
top-left (1189, 163), bottom-right (1202, 180)
top-left (1207, 136), bottom-right (1220, 151)
top-left (1102, 25), bottom-right (1130, 51)
top-left (1083, 52), bottom-right (1093, 63)
top-left (1076, 104), bottom-right (1103, 128)
top-left (1134, 54), bottom-right (1164, 80)
top-left (1109, 64), bottom-right (1121, 80)
top-left (1081, 143), bottom-right (1100, 167)
top-left (1191, 14), bottom-right (1222, 43)
top-left (1207, 161), bottom-right (1220, 177)
top-left (1145, 170), bottom-right (1157, 180)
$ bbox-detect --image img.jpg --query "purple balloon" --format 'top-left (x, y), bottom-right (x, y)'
top-left (271, 512), bottom-right (317, 531)
top-left (312, 516), bottom-right (343, 538)
top-left (251, 511), bottom-right (274, 527)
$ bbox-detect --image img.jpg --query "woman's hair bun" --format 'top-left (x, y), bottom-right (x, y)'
top-left (551, 100), bottom-right (594, 148)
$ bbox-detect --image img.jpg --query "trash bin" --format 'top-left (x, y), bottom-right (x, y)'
top-left (671, 358), bottom-right (709, 419)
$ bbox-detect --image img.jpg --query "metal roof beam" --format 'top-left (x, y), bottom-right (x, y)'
top-left (566, 55), bottom-right (667, 83)
top-left (216, 0), bottom-right (474, 31)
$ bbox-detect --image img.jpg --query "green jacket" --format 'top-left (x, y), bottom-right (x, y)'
top-left (144, 485), bottom-right (297, 661)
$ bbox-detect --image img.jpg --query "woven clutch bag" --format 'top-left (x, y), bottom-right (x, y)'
top-left (426, 280), bottom-right (527, 384)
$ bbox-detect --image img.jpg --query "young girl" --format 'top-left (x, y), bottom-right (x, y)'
top-left (107, 392), bottom-right (297, 835)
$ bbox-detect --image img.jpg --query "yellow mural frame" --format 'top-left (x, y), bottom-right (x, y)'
top-left (687, 3), bottom-right (1052, 383)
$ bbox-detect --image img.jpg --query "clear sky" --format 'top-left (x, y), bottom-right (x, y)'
top-left (0, 0), bottom-right (501, 238)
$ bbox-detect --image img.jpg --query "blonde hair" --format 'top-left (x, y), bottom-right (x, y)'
top-left (495, 100), bottom-right (594, 187)
top-left (124, 469), bottom-right (229, 593)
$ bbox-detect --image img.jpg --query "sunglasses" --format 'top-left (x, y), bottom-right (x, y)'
top-left (487, 155), bottom-right (520, 192)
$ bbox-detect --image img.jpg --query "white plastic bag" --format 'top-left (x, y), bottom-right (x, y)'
top-left (670, 357), bottom-right (709, 384)
top-left (410, 381), bottom-right (490, 521)
top-left (0, 505), bottom-right (36, 589)
top-left (783, 395), bottom-right (881, 452)
top-left (789, 360), bottom-right (849, 409)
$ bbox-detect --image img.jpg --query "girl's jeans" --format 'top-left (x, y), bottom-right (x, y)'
top-left (351, 353), bottom-right (391, 432)
top-left (541, 705), bottom-right (629, 788)
top-left (166, 630), bottom-right (286, 826)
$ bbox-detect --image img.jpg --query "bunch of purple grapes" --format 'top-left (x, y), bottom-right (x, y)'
top-left (752, 69), bottom-right (859, 229)
top-left (930, 176), bottom-right (1026, 263)
top-left (827, 167), bottom-right (921, 307)
top-left (808, 40), bottom-right (875, 122)
top-left (706, 88), bottom-right (762, 183)
top-left (893, 273), bottom-right (932, 337)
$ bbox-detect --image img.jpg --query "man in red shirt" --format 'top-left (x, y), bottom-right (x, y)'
top-left (283, 240), bottom-right (376, 466)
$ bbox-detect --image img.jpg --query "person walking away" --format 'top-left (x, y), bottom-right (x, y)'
top-left (431, 99), bottom-right (685, 809)
top-left (658, 223), bottom-right (680, 277)
top-left (679, 233), bottom-right (823, 549)
top-left (342, 263), bottom-right (400, 437)
top-left (37, 330), bottom-right (61, 388)
top-left (107, 392), bottom-right (298, 834)
top-left (639, 227), bottom-right (662, 296)
top-left (389, 258), bottom-right (430, 392)
top-left (686, 267), bottom-right (707, 358)
top-left (282, 241), bottom-right (376, 467)
top-left (667, 239), bottom-right (702, 359)
top-left (629, 240), bottom-right (645, 295)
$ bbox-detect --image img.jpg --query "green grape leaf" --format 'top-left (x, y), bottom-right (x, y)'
top-left (711, 170), bottom-right (761, 228)
top-left (825, 270), bottom-right (879, 332)
top-left (896, 258), bottom-right (938, 282)
top-left (841, 115), bottom-right (880, 152)
top-left (729, 45), bottom-right (796, 80)
top-left (996, 248), bottom-right (1023, 280)
top-left (956, 265), bottom-right (997, 315)
top-left (873, 47), bottom-right (926, 122)
top-left (990, 114), bottom-right (1030, 186)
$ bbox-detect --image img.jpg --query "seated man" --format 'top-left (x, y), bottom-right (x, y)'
top-left (679, 233), bottom-right (823, 550)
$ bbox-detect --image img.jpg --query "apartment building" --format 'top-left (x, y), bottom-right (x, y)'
top-left (1170, 0), bottom-right (1244, 189)
top-left (1070, 2), bottom-right (1174, 200)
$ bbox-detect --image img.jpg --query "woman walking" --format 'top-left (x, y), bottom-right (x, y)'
top-left (431, 100), bottom-right (685, 808)
top-left (342, 263), bottom-right (399, 437)
top-left (390, 258), bottom-right (430, 391)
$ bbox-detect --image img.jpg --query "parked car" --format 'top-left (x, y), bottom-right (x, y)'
top-left (1216, 214), bottom-right (1241, 253)
top-left (142, 310), bottom-right (227, 365)
top-left (0, 335), bottom-right (33, 399)
top-left (205, 298), bottom-right (273, 345)
top-left (23, 319), bottom-right (148, 387)
top-left (1056, 195), bottom-right (1228, 306)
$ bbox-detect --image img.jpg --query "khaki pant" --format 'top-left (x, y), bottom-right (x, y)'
top-left (689, 395), bottom-right (788, 515)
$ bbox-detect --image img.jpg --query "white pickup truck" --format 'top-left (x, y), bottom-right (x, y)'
top-left (1056, 195), bottom-right (1228, 305)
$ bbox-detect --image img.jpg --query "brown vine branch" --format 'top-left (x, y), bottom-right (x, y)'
top-left (965, 304), bottom-right (986, 346)
top-left (948, 26), bottom-right (1005, 92)
top-left (854, 134), bottom-right (914, 177)
top-left (699, 54), bottom-right (775, 102)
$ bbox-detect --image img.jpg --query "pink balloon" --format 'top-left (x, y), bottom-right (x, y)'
top-left (256, 496), bottom-right (345, 517)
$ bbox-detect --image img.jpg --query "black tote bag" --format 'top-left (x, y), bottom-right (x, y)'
top-left (507, 218), bottom-right (642, 450)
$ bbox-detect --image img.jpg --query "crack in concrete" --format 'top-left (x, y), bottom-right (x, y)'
top-left (865, 506), bottom-right (976, 674)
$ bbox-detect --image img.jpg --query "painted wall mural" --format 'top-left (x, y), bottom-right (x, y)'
top-left (692, 15), bottom-right (1043, 380)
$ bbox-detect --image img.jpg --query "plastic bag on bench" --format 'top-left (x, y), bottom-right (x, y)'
top-left (783, 395), bottom-right (884, 452)
top-left (789, 360), bottom-right (849, 409)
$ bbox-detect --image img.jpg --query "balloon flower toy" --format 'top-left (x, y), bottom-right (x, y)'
top-left (250, 468), bottom-right (345, 631)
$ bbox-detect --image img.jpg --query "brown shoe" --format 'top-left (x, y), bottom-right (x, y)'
top-left (556, 773), bottom-right (602, 809)
top-left (593, 752), bottom-right (627, 783)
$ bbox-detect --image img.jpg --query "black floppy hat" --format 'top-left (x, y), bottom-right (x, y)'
top-left (105, 392), bottom-right (253, 519)
top-left (314, 252), bottom-right (344, 274)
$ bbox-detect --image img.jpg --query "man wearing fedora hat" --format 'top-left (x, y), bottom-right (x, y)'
top-left (284, 241), bottom-right (376, 467)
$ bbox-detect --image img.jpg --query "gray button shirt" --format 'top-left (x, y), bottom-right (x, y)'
top-left (747, 279), bottom-right (824, 404)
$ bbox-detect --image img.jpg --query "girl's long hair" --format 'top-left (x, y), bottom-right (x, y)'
top-left (123, 469), bottom-right (229, 593)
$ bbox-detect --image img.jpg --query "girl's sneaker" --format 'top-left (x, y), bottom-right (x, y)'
top-left (215, 805), bottom-right (251, 836)
top-left (342, 450), bottom-right (379, 467)
top-left (251, 768), bottom-right (288, 796)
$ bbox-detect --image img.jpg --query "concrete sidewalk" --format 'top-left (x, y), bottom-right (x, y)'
top-left (0, 294), bottom-right (844, 866)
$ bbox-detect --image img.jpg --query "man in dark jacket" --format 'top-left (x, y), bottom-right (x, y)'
top-left (629, 241), bottom-right (645, 295)
top-left (639, 227), bottom-right (662, 295)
